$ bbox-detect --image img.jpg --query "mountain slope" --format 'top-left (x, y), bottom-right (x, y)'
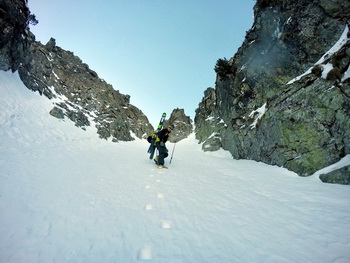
top-left (1, 70), bottom-right (350, 262)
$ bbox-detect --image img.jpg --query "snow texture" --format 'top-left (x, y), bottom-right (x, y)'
top-left (1, 70), bottom-right (350, 262)
top-left (249, 103), bottom-right (267, 129)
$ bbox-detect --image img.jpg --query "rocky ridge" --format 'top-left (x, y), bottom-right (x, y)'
top-left (164, 108), bottom-right (193, 143)
top-left (18, 38), bottom-right (153, 141)
top-left (1, 0), bottom-right (154, 142)
top-left (195, 0), bottom-right (350, 184)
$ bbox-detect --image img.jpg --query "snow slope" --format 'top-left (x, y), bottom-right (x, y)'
top-left (0, 70), bottom-right (350, 263)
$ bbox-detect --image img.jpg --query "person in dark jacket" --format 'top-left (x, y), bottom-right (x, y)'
top-left (155, 125), bottom-right (174, 168)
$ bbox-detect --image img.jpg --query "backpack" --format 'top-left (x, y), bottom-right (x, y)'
top-left (147, 131), bottom-right (159, 144)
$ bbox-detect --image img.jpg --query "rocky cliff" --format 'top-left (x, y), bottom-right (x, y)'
top-left (0, 0), bottom-right (31, 71)
top-left (164, 108), bottom-right (193, 143)
top-left (195, 88), bottom-right (226, 152)
top-left (1, 0), bottom-right (153, 142)
top-left (195, 0), bottom-right (350, 184)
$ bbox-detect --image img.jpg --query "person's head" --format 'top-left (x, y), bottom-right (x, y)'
top-left (167, 125), bottom-right (174, 132)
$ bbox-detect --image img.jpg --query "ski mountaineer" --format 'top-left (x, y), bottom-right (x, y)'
top-left (154, 125), bottom-right (174, 169)
top-left (147, 112), bottom-right (166, 160)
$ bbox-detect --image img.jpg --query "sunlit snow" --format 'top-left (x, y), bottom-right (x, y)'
top-left (249, 103), bottom-right (267, 129)
top-left (1, 71), bottom-right (350, 263)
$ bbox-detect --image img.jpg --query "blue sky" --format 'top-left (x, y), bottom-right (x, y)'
top-left (28, 0), bottom-right (255, 126)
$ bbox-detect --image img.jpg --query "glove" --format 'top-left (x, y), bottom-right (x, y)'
top-left (160, 141), bottom-right (165, 147)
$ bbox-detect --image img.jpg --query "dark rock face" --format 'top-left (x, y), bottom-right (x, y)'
top-left (1, 0), bottom-right (153, 142)
top-left (195, 0), bottom-right (350, 184)
top-left (0, 0), bottom-right (31, 71)
top-left (319, 166), bottom-right (350, 184)
top-left (164, 108), bottom-right (193, 143)
top-left (194, 88), bottom-right (225, 151)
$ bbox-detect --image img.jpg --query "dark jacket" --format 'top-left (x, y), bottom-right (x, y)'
top-left (157, 128), bottom-right (170, 143)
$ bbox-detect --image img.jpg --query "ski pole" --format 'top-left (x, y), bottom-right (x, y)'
top-left (169, 141), bottom-right (176, 164)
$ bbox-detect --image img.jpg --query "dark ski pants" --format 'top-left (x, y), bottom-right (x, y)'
top-left (156, 142), bottom-right (168, 165)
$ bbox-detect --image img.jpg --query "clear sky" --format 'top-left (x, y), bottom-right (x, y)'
top-left (27, 0), bottom-right (256, 126)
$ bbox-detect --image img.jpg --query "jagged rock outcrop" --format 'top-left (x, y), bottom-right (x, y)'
top-left (195, 0), bottom-right (350, 184)
top-left (164, 108), bottom-right (192, 143)
top-left (194, 88), bottom-right (225, 151)
top-left (1, 0), bottom-right (153, 142)
top-left (0, 0), bottom-right (31, 71)
top-left (319, 166), bottom-right (350, 184)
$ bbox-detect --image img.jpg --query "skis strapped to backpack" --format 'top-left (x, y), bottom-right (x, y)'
top-left (147, 112), bottom-right (166, 159)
